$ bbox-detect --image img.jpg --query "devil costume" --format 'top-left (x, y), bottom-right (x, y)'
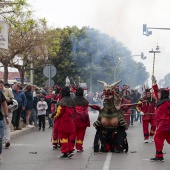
top-left (150, 83), bottom-right (170, 161)
top-left (53, 86), bottom-right (76, 159)
top-left (72, 87), bottom-right (90, 151)
top-left (137, 89), bottom-right (156, 143)
top-left (51, 91), bottom-right (62, 149)
top-left (89, 80), bottom-right (131, 153)
top-left (120, 85), bottom-right (131, 127)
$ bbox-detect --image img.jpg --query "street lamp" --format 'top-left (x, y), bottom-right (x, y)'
top-left (149, 44), bottom-right (160, 85)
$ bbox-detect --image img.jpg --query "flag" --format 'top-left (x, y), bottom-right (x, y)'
top-left (0, 21), bottom-right (8, 49)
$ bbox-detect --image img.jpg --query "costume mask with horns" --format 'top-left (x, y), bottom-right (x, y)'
top-left (98, 79), bottom-right (122, 100)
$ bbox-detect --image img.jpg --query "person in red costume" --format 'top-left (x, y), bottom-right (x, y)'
top-left (120, 85), bottom-right (131, 126)
top-left (150, 75), bottom-right (170, 162)
top-left (138, 89), bottom-right (156, 143)
top-left (51, 87), bottom-right (62, 149)
top-left (72, 87), bottom-right (90, 152)
top-left (53, 86), bottom-right (76, 159)
top-left (45, 89), bottom-right (54, 128)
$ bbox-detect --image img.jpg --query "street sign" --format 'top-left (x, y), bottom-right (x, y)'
top-left (45, 79), bottom-right (54, 87)
top-left (43, 65), bottom-right (56, 78)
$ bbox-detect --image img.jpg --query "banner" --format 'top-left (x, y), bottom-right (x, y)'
top-left (0, 21), bottom-right (8, 49)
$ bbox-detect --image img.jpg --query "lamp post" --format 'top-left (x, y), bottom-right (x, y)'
top-left (149, 44), bottom-right (160, 85)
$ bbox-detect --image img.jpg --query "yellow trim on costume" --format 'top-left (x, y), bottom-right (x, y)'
top-left (136, 101), bottom-right (142, 112)
top-left (60, 138), bottom-right (68, 143)
top-left (54, 105), bottom-right (62, 118)
top-left (76, 140), bottom-right (83, 144)
top-left (53, 140), bottom-right (57, 144)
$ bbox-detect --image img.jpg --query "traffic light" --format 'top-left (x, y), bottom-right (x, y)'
top-left (143, 24), bottom-right (152, 36)
top-left (141, 52), bottom-right (146, 60)
top-left (143, 24), bottom-right (147, 34)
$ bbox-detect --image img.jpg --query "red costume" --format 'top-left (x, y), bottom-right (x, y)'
top-left (120, 85), bottom-right (131, 126)
top-left (51, 93), bottom-right (62, 148)
top-left (139, 89), bottom-right (156, 142)
top-left (54, 87), bottom-right (76, 158)
top-left (122, 97), bottom-right (131, 127)
top-left (150, 84), bottom-right (170, 161)
top-left (73, 87), bottom-right (90, 151)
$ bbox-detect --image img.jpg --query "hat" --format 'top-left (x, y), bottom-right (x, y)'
top-left (4, 82), bottom-right (10, 87)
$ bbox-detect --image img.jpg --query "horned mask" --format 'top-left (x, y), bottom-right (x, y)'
top-left (98, 80), bottom-right (122, 99)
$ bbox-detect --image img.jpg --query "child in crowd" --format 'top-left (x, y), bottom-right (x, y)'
top-left (37, 95), bottom-right (48, 131)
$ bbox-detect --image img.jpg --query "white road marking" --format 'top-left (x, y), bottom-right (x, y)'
top-left (103, 152), bottom-right (112, 170)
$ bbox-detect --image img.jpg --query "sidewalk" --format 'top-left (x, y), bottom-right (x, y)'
top-left (10, 126), bottom-right (36, 141)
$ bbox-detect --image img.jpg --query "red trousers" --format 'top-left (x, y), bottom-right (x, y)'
top-left (58, 132), bottom-right (75, 154)
top-left (142, 119), bottom-right (156, 139)
top-left (72, 127), bottom-right (86, 150)
top-left (154, 128), bottom-right (170, 157)
top-left (52, 120), bottom-right (59, 145)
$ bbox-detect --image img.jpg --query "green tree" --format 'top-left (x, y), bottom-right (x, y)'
top-left (34, 26), bottom-right (149, 90)
top-left (158, 73), bottom-right (170, 87)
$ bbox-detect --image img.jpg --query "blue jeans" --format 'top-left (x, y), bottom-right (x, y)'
top-left (30, 109), bottom-right (37, 126)
top-left (46, 110), bottom-right (53, 127)
top-left (0, 120), bottom-right (3, 154)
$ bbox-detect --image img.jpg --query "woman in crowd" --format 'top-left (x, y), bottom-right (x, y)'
top-left (24, 85), bottom-right (34, 128)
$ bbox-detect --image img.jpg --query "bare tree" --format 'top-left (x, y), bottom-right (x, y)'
top-left (0, 0), bottom-right (50, 84)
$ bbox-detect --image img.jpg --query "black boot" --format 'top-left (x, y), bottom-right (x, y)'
top-left (150, 157), bottom-right (164, 162)
top-left (58, 153), bottom-right (69, 159)
top-left (68, 151), bottom-right (74, 158)
top-left (150, 151), bottom-right (164, 162)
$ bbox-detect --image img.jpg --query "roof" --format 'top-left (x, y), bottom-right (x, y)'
top-left (0, 71), bottom-right (20, 80)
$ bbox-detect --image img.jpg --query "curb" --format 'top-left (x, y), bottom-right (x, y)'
top-left (10, 127), bottom-right (36, 140)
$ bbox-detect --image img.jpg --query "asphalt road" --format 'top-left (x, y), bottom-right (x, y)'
top-left (1, 111), bottom-right (170, 170)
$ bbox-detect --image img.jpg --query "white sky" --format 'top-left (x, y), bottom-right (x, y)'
top-left (27, 0), bottom-right (170, 85)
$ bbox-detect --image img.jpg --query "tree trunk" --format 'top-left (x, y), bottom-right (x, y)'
top-left (3, 65), bottom-right (8, 83)
top-left (18, 66), bottom-right (25, 86)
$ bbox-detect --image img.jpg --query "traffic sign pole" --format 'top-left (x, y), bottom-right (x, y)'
top-left (43, 65), bottom-right (57, 87)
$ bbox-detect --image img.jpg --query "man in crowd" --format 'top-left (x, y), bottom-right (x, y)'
top-left (0, 90), bottom-right (9, 163)
top-left (0, 80), bottom-right (14, 148)
top-left (12, 82), bottom-right (27, 130)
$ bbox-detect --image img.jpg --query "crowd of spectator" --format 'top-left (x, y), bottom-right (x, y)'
top-left (0, 81), bottom-right (58, 163)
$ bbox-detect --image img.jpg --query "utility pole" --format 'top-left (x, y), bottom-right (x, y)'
top-left (149, 45), bottom-right (160, 85)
